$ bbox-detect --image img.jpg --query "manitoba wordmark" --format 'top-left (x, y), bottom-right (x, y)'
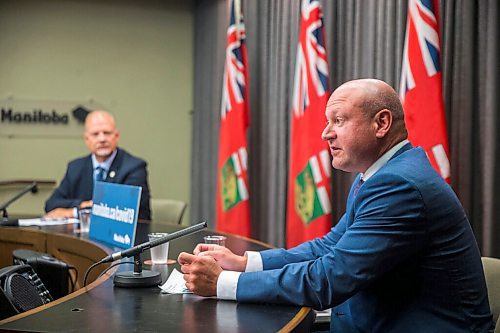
top-left (1, 108), bottom-right (69, 124)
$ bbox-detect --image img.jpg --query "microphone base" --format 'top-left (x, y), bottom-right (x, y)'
top-left (113, 270), bottom-right (161, 288)
top-left (1, 217), bottom-right (18, 226)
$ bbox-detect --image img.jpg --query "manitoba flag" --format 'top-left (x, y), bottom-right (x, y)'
top-left (216, 0), bottom-right (251, 237)
top-left (400, 0), bottom-right (451, 181)
top-left (286, 0), bottom-right (332, 248)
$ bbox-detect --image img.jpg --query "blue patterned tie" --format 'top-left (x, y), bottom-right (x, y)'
top-left (353, 178), bottom-right (364, 197)
top-left (95, 167), bottom-right (106, 182)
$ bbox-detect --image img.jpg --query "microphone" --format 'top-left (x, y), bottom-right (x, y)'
top-left (1, 182), bottom-right (38, 225)
top-left (107, 221), bottom-right (208, 288)
top-left (100, 221), bottom-right (208, 264)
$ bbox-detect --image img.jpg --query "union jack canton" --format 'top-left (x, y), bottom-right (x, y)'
top-left (221, 0), bottom-right (247, 119)
top-left (292, 0), bottom-right (329, 118)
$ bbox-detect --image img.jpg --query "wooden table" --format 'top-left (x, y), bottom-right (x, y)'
top-left (0, 222), bottom-right (314, 332)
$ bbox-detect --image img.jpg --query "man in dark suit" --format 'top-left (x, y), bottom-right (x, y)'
top-left (178, 79), bottom-right (494, 332)
top-left (45, 110), bottom-right (151, 220)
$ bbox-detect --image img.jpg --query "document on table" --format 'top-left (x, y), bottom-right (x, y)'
top-left (18, 218), bottom-right (79, 226)
top-left (159, 268), bottom-right (192, 294)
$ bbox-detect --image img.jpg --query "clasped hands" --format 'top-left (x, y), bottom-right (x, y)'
top-left (178, 244), bottom-right (247, 297)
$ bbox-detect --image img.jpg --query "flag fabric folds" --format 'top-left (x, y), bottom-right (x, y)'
top-left (286, 0), bottom-right (332, 248)
top-left (400, 0), bottom-right (451, 181)
top-left (216, 0), bottom-right (251, 237)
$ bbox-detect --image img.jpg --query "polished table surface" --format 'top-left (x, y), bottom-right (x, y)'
top-left (0, 222), bottom-right (314, 332)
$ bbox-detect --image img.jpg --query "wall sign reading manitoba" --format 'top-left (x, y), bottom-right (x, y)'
top-left (0, 98), bottom-right (105, 138)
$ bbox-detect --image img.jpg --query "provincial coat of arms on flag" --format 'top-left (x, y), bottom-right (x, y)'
top-left (294, 151), bottom-right (331, 225)
top-left (220, 148), bottom-right (249, 212)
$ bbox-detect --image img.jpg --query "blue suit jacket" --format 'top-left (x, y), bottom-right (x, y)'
top-left (45, 148), bottom-right (151, 220)
top-left (237, 145), bottom-right (493, 332)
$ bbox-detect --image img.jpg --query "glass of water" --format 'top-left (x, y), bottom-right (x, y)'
top-left (78, 208), bottom-right (92, 233)
top-left (203, 235), bottom-right (227, 247)
top-left (148, 232), bottom-right (169, 264)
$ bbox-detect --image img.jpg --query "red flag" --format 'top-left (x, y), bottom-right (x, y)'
top-left (400, 0), bottom-right (451, 181)
top-left (216, 0), bottom-right (251, 237)
top-left (286, 0), bottom-right (332, 248)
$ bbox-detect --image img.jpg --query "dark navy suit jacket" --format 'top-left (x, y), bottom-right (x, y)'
top-left (45, 148), bottom-right (151, 220)
top-left (236, 144), bottom-right (493, 332)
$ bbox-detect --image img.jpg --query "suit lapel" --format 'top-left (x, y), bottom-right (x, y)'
top-left (107, 148), bottom-right (123, 183)
top-left (345, 174), bottom-right (361, 228)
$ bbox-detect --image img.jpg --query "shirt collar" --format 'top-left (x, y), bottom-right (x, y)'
top-left (91, 149), bottom-right (117, 171)
top-left (361, 139), bottom-right (410, 181)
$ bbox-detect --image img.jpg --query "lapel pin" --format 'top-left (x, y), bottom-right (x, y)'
top-left (109, 171), bottom-right (116, 179)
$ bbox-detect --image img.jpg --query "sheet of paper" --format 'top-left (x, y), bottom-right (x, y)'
top-left (159, 268), bottom-right (192, 294)
top-left (18, 218), bottom-right (79, 226)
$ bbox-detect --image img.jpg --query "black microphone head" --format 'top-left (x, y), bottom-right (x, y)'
top-left (31, 183), bottom-right (38, 194)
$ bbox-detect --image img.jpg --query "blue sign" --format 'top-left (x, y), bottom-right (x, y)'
top-left (89, 181), bottom-right (141, 249)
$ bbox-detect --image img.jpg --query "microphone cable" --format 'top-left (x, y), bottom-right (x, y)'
top-left (83, 260), bottom-right (106, 287)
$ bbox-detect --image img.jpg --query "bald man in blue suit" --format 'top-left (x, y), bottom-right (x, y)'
top-left (178, 79), bottom-right (493, 332)
top-left (45, 111), bottom-right (151, 220)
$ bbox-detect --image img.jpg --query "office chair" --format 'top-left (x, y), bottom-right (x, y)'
top-left (151, 198), bottom-right (187, 225)
top-left (481, 257), bottom-right (500, 332)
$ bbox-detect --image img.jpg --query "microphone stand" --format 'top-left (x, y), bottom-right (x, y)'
top-left (110, 221), bottom-right (208, 288)
top-left (0, 182), bottom-right (38, 225)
